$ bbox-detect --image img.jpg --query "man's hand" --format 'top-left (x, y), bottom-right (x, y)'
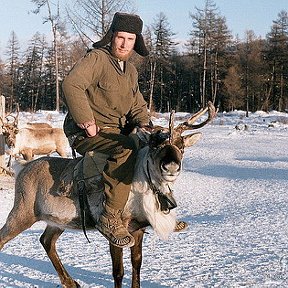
top-left (85, 123), bottom-right (100, 137)
top-left (139, 121), bottom-right (154, 133)
top-left (77, 121), bottom-right (100, 137)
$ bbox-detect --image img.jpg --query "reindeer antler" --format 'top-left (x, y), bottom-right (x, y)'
top-left (5, 114), bottom-right (16, 123)
top-left (0, 116), bottom-right (4, 127)
top-left (174, 101), bottom-right (217, 135)
top-left (5, 106), bottom-right (19, 126)
top-left (168, 110), bottom-right (175, 143)
top-left (15, 104), bottom-right (20, 126)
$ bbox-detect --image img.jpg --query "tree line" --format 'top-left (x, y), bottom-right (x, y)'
top-left (0, 0), bottom-right (287, 114)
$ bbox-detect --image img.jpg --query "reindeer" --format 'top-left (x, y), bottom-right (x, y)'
top-left (25, 122), bottom-right (52, 129)
top-left (0, 114), bottom-right (68, 160)
top-left (0, 102), bottom-right (216, 288)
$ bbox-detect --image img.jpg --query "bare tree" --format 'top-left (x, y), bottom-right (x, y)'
top-left (0, 60), bottom-right (5, 96)
top-left (223, 66), bottom-right (244, 110)
top-left (31, 0), bottom-right (63, 112)
top-left (65, 0), bottom-right (135, 47)
top-left (189, 0), bottom-right (218, 107)
top-left (189, 0), bottom-right (230, 107)
top-left (142, 26), bottom-right (156, 112)
top-left (209, 16), bottom-right (231, 104)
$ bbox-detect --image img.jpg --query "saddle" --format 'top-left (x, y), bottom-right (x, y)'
top-left (58, 151), bottom-right (107, 197)
top-left (59, 152), bottom-right (108, 241)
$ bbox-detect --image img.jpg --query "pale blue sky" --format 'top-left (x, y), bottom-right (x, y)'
top-left (0, 0), bottom-right (287, 56)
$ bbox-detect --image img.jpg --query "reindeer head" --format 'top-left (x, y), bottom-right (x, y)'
top-left (0, 113), bottom-right (19, 148)
top-left (134, 102), bottom-right (216, 216)
top-left (139, 101), bottom-right (217, 184)
top-left (144, 127), bottom-right (201, 184)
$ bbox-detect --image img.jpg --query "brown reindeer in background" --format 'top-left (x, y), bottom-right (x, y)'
top-left (0, 102), bottom-right (216, 288)
top-left (0, 112), bottom-right (68, 160)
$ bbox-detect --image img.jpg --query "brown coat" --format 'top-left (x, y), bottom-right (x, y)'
top-left (62, 47), bottom-right (149, 134)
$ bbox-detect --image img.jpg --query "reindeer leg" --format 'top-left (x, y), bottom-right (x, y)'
top-left (21, 148), bottom-right (33, 161)
top-left (0, 209), bottom-right (36, 250)
top-left (40, 225), bottom-right (80, 288)
top-left (130, 229), bottom-right (145, 288)
top-left (57, 148), bottom-right (67, 158)
top-left (110, 243), bottom-right (124, 288)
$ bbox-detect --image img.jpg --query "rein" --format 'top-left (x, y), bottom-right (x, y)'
top-left (146, 159), bottom-right (177, 214)
top-left (75, 159), bottom-right (93, 243)
top-left (77, 179), bottom-right (92, 243)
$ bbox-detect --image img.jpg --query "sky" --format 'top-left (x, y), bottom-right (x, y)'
top-left (0, 0), bottom-right (287, 56)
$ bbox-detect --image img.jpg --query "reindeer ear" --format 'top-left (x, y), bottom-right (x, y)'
top-left (183, 132), bottom-right (202, 147)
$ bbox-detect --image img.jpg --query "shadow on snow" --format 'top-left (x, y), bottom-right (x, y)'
top-left (188, 164), bottom-right (287, 181)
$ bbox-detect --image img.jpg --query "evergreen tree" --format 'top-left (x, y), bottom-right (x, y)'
top-left (149, 12), bottom-right (177, 112)
top-left (264, 10), bottom-right (288, 111)
top-left (5, 31), bottom-right (21, 112)
top-left (17, 33), bottom-right (47, 111)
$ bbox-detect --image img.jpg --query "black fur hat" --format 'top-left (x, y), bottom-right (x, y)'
top-left (92, 12), bottom-right (149, 57)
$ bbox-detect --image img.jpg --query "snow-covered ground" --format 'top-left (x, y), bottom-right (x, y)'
top-left (0, 110), bottom-right (287, 287)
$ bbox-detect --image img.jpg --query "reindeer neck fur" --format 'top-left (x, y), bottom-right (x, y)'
top-left (127, 146), bottom-right (177, 240)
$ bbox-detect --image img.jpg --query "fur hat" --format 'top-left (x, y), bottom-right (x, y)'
top-left (92, 12), bottom-right (149, 57)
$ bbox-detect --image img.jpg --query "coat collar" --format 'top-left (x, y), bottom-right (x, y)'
top-left (100, 47), bottom-right (127, 74)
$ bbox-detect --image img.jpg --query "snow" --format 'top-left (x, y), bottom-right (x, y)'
top-left (0, 110), bottom-right (288, 287)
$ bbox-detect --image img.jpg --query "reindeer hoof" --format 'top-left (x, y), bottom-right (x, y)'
top-left (62, 280), bottom-right (81, 288)
top-left (174, 220), bottom-right (188, 232)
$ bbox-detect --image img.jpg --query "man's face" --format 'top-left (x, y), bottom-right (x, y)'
top-left (111, 31), bottom-right (136, 61)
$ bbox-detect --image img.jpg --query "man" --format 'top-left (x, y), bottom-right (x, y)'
top-left (63, 12), bottom-right (187, 249)
top-left (62, 12), bottom-right (150, 249)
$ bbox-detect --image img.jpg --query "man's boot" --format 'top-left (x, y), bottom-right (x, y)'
top-left (96, 205), bottom-right (135, 248)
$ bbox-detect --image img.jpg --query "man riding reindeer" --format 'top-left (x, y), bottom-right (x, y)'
top-left (62, 12), bottom-right (187, 249)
